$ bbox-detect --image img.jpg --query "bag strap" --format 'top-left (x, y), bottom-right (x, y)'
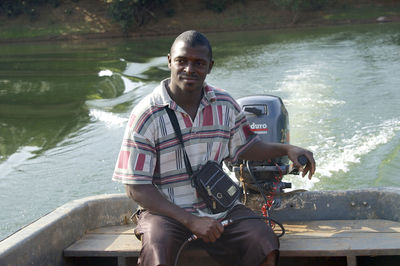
top-left (165, 107), bottom-right (193, 176)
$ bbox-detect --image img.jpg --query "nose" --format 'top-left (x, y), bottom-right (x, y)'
top-left (184, 61), bottom-right (195, 74)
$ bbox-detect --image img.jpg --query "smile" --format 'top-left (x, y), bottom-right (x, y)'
top-left (180, 76), bottom-right (198, 80)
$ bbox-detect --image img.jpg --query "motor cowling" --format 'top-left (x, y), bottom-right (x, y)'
top-left (230, 95), bottom-right (292, 192)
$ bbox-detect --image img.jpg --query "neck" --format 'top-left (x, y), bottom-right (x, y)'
top-left (167, 82), bottom-right (203, 120)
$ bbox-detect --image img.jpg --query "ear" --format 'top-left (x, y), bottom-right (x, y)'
top-left (167, 54), bottom-right (172, 69)
top-left (208, 60), bottom-right (214, 74)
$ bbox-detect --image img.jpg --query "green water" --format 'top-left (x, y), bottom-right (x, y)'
top-left (1, 23), bottom-right (400, 240)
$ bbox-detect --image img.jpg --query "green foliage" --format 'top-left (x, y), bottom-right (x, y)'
top-left (302, 0), bottom-right (334, 11)
top-left (270, 0), bottom-right (336, 23)
top-left (204, 0), bottom-right (245, 13)
top-left (204, 0), bottom-right (228, 13)
top-left (0, 0), bottom-right (60, 18)
top-left (271, 0), bottom-right (335, 11)
top-left (106, 0), bottom-right (170, 32)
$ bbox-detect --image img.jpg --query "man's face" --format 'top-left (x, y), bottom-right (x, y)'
top-left (168, 41), bottom-right (214, 93)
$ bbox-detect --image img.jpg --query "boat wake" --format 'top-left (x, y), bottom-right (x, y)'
top-left (89, 109), bottom-right (127, 128)
top-left (313, 118), bottom-right (400, 178)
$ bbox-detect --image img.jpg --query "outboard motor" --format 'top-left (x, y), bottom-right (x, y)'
top-left (228, 95), bottom-right (299, 205)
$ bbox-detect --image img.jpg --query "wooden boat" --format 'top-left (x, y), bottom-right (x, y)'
top-left (1, 187), bottom-right (400, 266)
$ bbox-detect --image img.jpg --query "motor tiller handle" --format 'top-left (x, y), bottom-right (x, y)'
top-left (297, 155), bottom-right (308, 167)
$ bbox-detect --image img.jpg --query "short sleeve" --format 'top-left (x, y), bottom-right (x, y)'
top-left (112, 110), bottom-right (156, 185)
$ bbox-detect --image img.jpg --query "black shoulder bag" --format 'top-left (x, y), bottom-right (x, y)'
top-left (165, 107), bottom-right (240, 214)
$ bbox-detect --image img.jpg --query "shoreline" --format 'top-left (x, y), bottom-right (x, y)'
top-left (1, 18), bottom-right (398, 45)
top-left (1, 0), bottom-right (399, 44)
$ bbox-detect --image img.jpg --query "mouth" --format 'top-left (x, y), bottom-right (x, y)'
top-left (180, 76), bottom-right (198, 81)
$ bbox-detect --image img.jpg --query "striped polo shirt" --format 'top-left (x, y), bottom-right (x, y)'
top-left (112, 78), bottom-right (259, 214)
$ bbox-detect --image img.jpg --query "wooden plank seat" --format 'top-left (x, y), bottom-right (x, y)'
top-left (64, 219), bottom-right (400, 266)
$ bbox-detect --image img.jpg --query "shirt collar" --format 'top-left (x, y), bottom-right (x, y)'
top-left (203, 84), bottom-right (217, 103)
top-left (152, 78), bottom-right (217, 110)
top-left (152, 78), bottom-right (173, 108)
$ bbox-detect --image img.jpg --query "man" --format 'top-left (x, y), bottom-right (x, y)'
top-left (113, 30), bottom-right (315, 266)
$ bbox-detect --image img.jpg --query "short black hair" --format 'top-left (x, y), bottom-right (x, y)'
top-left (170, 30), bottom-right (213, 60)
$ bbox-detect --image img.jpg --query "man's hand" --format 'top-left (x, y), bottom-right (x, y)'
top-left (187, 215), bottom-right (224, 243)
top-left (126, 184), bottom-right (224, 242)
top-left (240, 141), bottom-right (316, 180)
top-left (287, 146), bottom-right (315, 180)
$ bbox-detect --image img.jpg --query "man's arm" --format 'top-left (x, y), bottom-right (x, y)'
top-left (239, 141), bottom-right (316, 179)
top-left (125, 184), bottom-right (224, 242)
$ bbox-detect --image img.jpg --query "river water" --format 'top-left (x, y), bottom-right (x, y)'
top-left (1, 23), bottom-right (399, 240)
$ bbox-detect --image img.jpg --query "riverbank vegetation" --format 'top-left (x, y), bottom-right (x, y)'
top-left (0, 0), bottom-right (399, 42)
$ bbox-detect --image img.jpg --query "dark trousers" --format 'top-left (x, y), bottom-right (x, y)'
top-left (134, 204), bottom-right (279, 266)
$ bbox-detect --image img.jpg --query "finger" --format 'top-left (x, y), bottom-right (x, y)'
top-left (308, 161), bottom-right (316, 180)
top-left (301, 153), bottom-right (313, 178)
top-left (211, 224), bottom-right (223, 240)
top-left (201, 231), bottom-right (214, 243)
top-left (292, 158), bottom-right (303, 171)
top-left (211, 232), bottom-right (219, 242)
top-left (302, 166), bottom-right (308, 178)
top-left (202, 236), bottom-right (210, 243)
top-left (208, 231), bottom-right (217, 242)
top-left (217, 222), bottom-right (224, 233)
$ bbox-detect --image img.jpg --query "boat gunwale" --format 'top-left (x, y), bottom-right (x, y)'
top-left (1, 187), bottom-right (400, 265)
